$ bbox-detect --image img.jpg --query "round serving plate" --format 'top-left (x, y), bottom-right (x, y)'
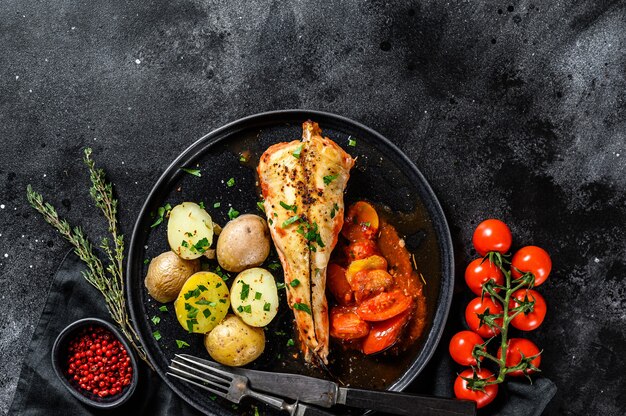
top-left (127, 110), bottom-right (454, 415)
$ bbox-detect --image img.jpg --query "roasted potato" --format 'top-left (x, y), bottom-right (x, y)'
top-left (144, 251), bottom-right (201, 303)
top-left (174, 272), bottom-right (230, 333)
top-left (168, 202), bottom-right (214, 260)
top-left (216, 214), bottom-right (270, 272)
top-left (230, 268), bottom-right (279, 327)
top-left (204, 314), bottom-right (265, 366)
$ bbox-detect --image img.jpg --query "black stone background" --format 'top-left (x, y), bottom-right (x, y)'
top-left (1, 1), bottom-right (625, 415)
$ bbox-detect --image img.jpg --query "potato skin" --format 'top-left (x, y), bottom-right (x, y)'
top-left (216, 214), bottom-right (270, 272)
top-left (204, 315), bottom-right (265, 366)
top-left (145, 251), bottom-right (201, 303)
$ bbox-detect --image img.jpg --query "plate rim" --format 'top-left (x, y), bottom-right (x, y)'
top-left (126, 109), bottom-right (455, 414)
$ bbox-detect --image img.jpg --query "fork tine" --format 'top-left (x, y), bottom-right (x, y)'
top-left (170, 360), bottom-right (231, 387)
top-left (167, 371), bottom-right (228, 399)
top-left (175, 354), bottom-right (237, 381)
top-left (168, 365), bottom-right (230, 393)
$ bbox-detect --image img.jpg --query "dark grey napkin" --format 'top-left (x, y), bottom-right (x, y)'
top-left (9, 251), bottom-right (556, 415)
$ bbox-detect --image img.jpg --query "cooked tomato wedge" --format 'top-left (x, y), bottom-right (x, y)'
top-left (352, 269), bottom-right (394, 304)
top-left (357, 290), bottom-right (413, 322)
top-left (330, 306), bottom-right (370, 340)
top-left (345, 255), bottom-right (387, 286)
top-left (361, 309), bottom-right (410, 355)
top-left (345, 239), bottom-right (378, 261)
top-left (342, 201), bottom-right (379, 242)
top-left (327, 264), bottom-right (354, 306)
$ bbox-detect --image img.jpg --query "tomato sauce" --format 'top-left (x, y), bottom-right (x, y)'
top-left (328, 202), bottom-right (428, 355)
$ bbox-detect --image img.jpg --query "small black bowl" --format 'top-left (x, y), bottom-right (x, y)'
top-left (51, 317), bottom-right (139, 409)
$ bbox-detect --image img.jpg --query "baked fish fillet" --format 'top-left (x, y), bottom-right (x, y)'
top-left (258, 121), bottom-right (354, 364)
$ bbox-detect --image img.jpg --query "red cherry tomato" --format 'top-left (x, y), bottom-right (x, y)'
top-left (465, 297), bottom-right (503, 338)
top-left (472, 219), bottom-right (512, 257)
top-left (511, 246), bottom-right (552, 286)
top-left (327, 264), bottom-right (354, 306)
top-left (464, 258), bottom-right (505, 296)
top-left (497, 338), bottom-right (541, 377)
top-left (509, 289), bottom-right (547, 331)
top-left (361, 310), bottom-right (410, 355)
top-left (454, 368), bottom-right (498, 408)
top-left (449, 331), bottom-right (485, 366)
top-left (356, 290), bottom-right (413, 322)
top-left (345, 239), bottom-right (378, 261)
top-left (330, 306), bottom-right (370, 340)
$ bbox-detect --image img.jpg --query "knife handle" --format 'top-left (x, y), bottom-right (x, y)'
top-left (343, 388), bottom-right (476, 416)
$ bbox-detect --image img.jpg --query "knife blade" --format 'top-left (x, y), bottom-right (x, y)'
top-left (178, 354), bottom-right (476, 416)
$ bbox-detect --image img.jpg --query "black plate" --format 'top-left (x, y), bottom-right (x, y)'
top-left (127, 110), bottom-right (454, 415)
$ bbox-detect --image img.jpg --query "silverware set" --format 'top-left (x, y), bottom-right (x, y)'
top-left (168, 354), bottom-right (475, 416)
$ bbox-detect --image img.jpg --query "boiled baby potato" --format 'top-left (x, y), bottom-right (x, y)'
top-left (168, 202), bottom-right (214, 260)
top-left (230, 268), bottom-right (279, 327)
top-left (216, 214), bottom-right (270, 272)
top-left (174, 272), bottom-right (229, 333)
top-left (204, 314), bottom-right (265, 366)
top-left (144, 251), bottom-right (201, 303)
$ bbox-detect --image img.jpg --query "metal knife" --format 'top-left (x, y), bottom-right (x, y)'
top-left (178, 355), bottom-right (475, 416)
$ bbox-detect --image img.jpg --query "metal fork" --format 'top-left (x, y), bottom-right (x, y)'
top-left (168, 354), bottom-right (297, 415)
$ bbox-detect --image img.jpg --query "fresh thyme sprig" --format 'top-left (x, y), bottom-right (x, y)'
top-left (26, 148), bottom-right (153, 370)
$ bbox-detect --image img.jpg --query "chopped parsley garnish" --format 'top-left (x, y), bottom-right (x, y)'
top-left (330, 203), bottom-right (339, 219)
top-left (216, 282), bottom-right (222, 288)
top-left (197, 284), bottom-right (208, 292)
top-left (193, 238), bottom-right (210, 253)
top-left (286, 338), bottom-right (295, 347)
top-left (267, 262), bottom-right (281, 271)
top-left (196, 299), bottom-right (213, 305)
top-left (263, 302), bottom-right (271, 311)
top-left (239, 154), bottom-right (247, 162)
top-left (292, 144), bottom-right (303, 159)
top-left (242, 305), bottom-right (252, 313)
top-left (202, 309), bottom-right (211, 318)
top-left (198, 201), bottom-right (205, 209)
top-left (181, 167), bottom-right (202, 177)
top-left (226, 177), bottom-right (235, 187)
top-left (143, 258), bottom-right (150, 265)
top-left (293, 302), bottom-right (311, 314)
top-left (256, 201), bottom-right (265, 212)
top-left (152, 330), bottom-right (161, 341)
top-left (282, 215), bottom-right (300, 228)
top-left (213, 202), bottom-right (221, 208)
top-left (236, 305), bottom-right (244, 313)
top-left (240, 283), bottom-right (250, 300)
top-left (276, 282), bottom-right (286, 289)
top-left (323, 173), bottom-right (339, 185)
top-left (184, 287), bottom-right (201, 300)
top-left (151, 315), bottom-right (160, 325)
top-left (255, 291), bottom-right (262, 300)
top-left (186, 319), bottom-right (197, 332)
top-left (280, 201), bottom-right (297, 212)
top-left (184, 231), bottom-right (193, 237)
top-left (159, 305), bottom-right (168, 312)
top-left (268, 218), bottom-right (273, 225)
top-left (187, 306), bottom-right (199, 319)
top-left (181, 240), bottom-right (189, 248)
top-left (361, 222), bottom-right (371, 227)
top-left (214, 266), bottom-right (230, 281)
top-left (228, 207), bottom-right (240, 220)
top-left (275, 330), bottom-right (286, 336)
top-left (290, 279), bottom-right (300, 287)
top-left (219, 299), bottom-right (227, 303)
top-left (150, 203), bottom-right (172, 228)
top-left (348, 137), bottom-right (357, 147)
top-left (176, 340), bottom-right (190, 349)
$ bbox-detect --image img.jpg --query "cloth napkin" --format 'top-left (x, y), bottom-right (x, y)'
top-left (8, 251), bottom-right (556, 415)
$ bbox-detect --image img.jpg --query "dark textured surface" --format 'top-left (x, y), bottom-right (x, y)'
top-left (0, 1), bottom-right (624, 415)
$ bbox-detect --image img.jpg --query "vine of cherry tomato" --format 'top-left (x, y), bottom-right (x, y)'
top-left (450, 219), bottom-right (551, 408)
